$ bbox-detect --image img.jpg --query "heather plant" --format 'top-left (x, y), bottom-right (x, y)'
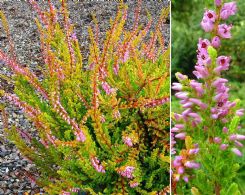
top-left (171, 1), bottom-right (244, 194)
top-left (0, 0), bottom-right (170, 194)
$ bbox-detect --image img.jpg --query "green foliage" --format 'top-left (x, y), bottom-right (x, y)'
top-left (0, 1), bottom-right (170, 194)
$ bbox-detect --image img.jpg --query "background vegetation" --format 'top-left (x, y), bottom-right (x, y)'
top-left (172, 0), bottom-right (245, 192)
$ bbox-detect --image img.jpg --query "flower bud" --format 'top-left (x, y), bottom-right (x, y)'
top-left (215, 0), bottom-right (222, 6)
top-left (211, 36), bottom-right (221, 48)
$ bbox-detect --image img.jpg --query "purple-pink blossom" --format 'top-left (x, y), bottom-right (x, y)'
top-left (201, 17), bottom-right (214, 32)
top-left (91, 157), bottom-right (106, 173)
top-left (218, 24), bottom-right (233, 39)
top-left (211, 36), bottom-right (221, 48)
top-left (231, 148), bottom-right (242, 156)
top-left (215, 56), bottom-right (231, 72)
top-left (118, 166), bottom-right (135, 179)
top-left (123, 136), bottom-right (133, 147)
top-left (220, 2), bottom-right (237, 20)
top-left (215, 0), bottom-right (222, 6)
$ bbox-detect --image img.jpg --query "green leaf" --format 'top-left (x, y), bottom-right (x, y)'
top-left (220, 183), bottom-right (241, 195)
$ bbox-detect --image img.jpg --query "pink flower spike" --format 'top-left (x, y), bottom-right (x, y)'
top-left (211, 36), bottom-right (221, 48)
top-left (218, 24), bottom-right (233, 39)
top-left (231, 148), bottom-right (242, 157)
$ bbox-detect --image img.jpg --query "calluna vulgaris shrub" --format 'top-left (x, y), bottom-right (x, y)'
top-left (0, 0), bottom-right (170, 194)
top-left (172, 0), bottom-right (244, 194)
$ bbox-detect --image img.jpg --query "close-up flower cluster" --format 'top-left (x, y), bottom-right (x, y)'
top-left (172, 0), bottom-right (244, 194)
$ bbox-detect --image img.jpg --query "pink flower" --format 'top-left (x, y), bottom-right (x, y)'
top-left (214, 137), bottom-right (222, 144)
top-left (188, 148), bottom-right (199, 155)
top-left (218, 24), bottom-right (233, 39)
top-left (113, 63), bottom-right (119, 75)
top-left (178, 166), bottom-right (185, 174)
top-left (229, 134), bottom-right (245, 141)
top-left (129, 182), bottom-right (139, 188)
top-left (231, 148), bottom-right (242, 156)
top-left (220, 2), bottom-right (237, 20)
top-left (113, 110), bottom-right (121, 119)
top-left (236, 109), bottom-right (244, 116)
top-left (189, 98), bottom-right (207, 109)
top-left (175, 92), bottom-right (189, 99)
top-left (215, 56), bottom-right (230, 72)
top-left (118, 166), bottom-right (135, 179)
top-left (172, 82), bottom-right (183, 91)
top-left (201, 18), bottom-right (214, 32)
top-left (175, 132), bottom-right (186, 140)
top-left (215, 0), bottom-right (222, 6)
top-left (122, 50), bottom-right (129, 63)
top-left (234, 141), bottom-right (244, 148)
top-left (123, 136), bottom-right (133, 147)
top-left (198, 38), bottom-right (211, 51)
top-left (91, 157), bottom-right (106, 173)
top-left (175, 124), bottom-right (185, 129)
top-left (204, 10), bottom-right (217, 22)
top-left (193, 65), bottom-right (209, 79)
top-left (173, 156), bottom-right (183, 167)
top-left (197, 49), bottom-right (211, 66)
top-left (222, 127), bottom-right (228, 133)
top-left (212, 78), bottom-right (228, 87)
top-left (75, 131), bottom-right (86, 142)
top-left (190, 80), bottom-right (204, 95)
top-left (184, 161), bottom-right (200, 169)
top-left (101, 81), bottom-right (117, 95)
top-left (183, 176), bottom-right (189, 183)
top-left (176, 72), bottom-right (188, 81)
top-left (220, 144), bottom-right (229, 150)
top-left (211, 36), bottom-right (221, 48)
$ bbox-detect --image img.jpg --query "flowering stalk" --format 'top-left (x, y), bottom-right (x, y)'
top-left (172, 1), bottom-right (243, 194)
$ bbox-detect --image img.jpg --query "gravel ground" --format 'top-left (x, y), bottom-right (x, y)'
top-left (0, 1), bottom-right (170, 194)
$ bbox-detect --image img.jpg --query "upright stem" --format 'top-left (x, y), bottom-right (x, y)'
top-left (215, 182), bottom-right (221, 195)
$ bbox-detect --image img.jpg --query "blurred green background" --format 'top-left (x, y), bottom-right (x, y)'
top-left (172, 0), bottom-right (245, 192)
